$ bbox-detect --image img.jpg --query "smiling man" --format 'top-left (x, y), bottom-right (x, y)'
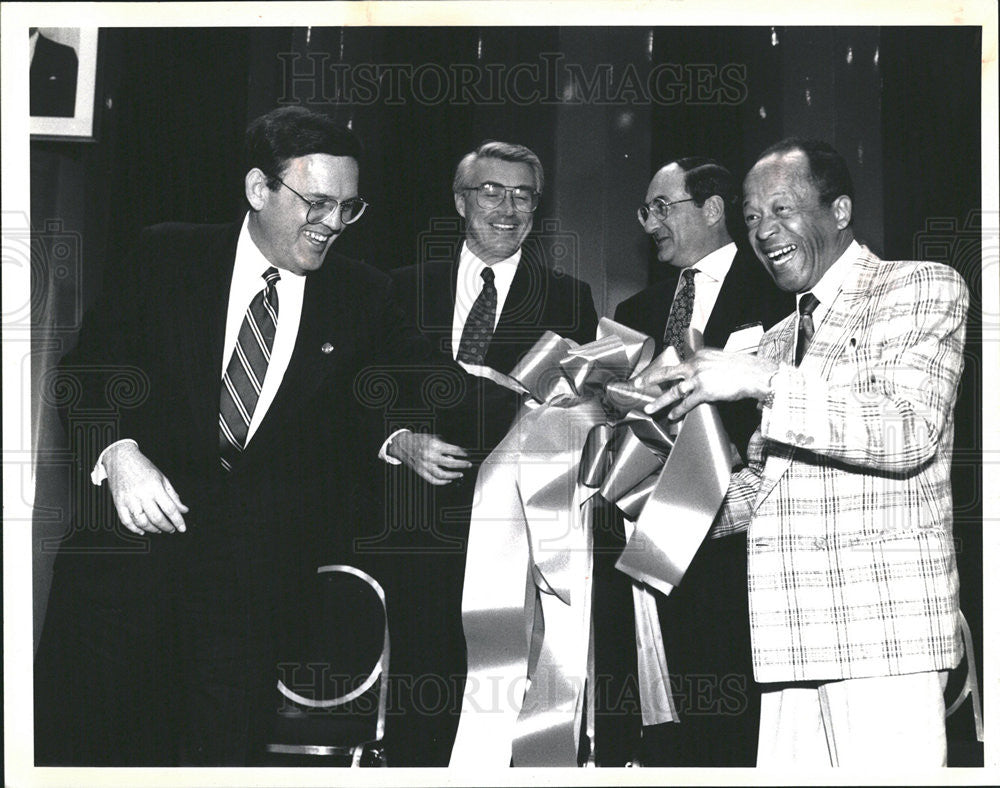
top-left (635, 138), bottom-right (970, 767)
top-left (384, 141), bottom-right (598, 766)
top-left (34, 106), bottom-right (428, 765)
top-left (612, 157), bottom-right (790, 767)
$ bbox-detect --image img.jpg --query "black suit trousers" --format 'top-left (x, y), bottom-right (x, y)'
top-left (639, 532), bottom-right (759, 767)
top-left (34, 496), bottom-right (314, 766)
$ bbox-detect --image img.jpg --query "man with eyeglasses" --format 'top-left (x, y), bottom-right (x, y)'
top-left (613, 157), bottom-right (790, 767)
top-left (35, 106), bottom-right (428, 765)
top-left (632, 138), bottom-right (969, 768)
top-left (382, 141), bottom-right (598, 766)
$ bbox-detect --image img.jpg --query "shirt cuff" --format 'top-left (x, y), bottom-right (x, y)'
top-left (91, 438), bottom-right (139, 485)
top-left (378, 428), bottom-right (411, 465)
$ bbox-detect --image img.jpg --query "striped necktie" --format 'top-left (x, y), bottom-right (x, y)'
top-left (795, 292), bottom-right (819, 366)
top-left (663, 267), bottom-right (698, 359)
top-left (219, 267), bottom-right (280, 471)
top-left (456, 266), bottom-right (497, 364)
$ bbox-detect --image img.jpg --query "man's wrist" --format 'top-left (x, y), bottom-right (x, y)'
top-left (91, 439), bottom-right (138, 485)
top-left (379, 428), bottom-right (411, 465)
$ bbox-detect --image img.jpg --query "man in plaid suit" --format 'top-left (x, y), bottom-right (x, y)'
top-left (635, 138), bottom-right (969, 766)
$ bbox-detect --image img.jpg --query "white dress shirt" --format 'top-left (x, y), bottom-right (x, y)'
top-left (92, 214), bottom-right (307, 483)
top-left (674, 241), bottom-right (737, 336)
top-left (450, 242), bottom-right (521, 362)
top-left (221, 214), bottom-right (306, 442)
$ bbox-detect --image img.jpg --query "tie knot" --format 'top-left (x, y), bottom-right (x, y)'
top-left (263, 267), bottom-right (281, 287)
top-left (682, 267), bottom-right (698, 282)
top-left (799, 291), bottom-right (819, 317)
top-left (481, 266), bottom-right (495, 284)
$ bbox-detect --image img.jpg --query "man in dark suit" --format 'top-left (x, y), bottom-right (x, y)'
top-left (381, 141), bottom-right (598, 766)
top-left (613, 157), bottom-right (792, 766)
top-left (30, 28), bottom-right (78, 117)
top-left (34, 106), bottom-right (425, 765)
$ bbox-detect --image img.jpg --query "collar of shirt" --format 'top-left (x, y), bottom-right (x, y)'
top-left (29, 29), bottom-right (39, 63)
top-left (223, 213), bottom-right (307, 442)
top-left (451, 241), bottom-right (521, 360)
top-left (797, 239), bottom-right (861, 330)
top-left (675, 241), bottom-right (737, 335)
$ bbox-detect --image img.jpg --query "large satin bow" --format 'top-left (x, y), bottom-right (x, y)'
top-left (450, 318), bottom-right (732, 767)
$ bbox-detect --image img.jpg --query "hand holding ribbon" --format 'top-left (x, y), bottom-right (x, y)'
top-left (633, 347), bottom-right (779, 421)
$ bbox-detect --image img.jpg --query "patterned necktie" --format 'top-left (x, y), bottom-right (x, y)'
top-left (795, 291), bottom-right (820, 366)
top-left (456, 266), bottom-right (497, 364)
top-left (663, 267), bottom-right (698, 359)
top-left (219, 267), bottom-right (280, 471)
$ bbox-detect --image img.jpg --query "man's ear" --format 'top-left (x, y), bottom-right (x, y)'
top-left (245, 168), bottom-right (270, 211)
top-left (832, 195), bottom-right (853, 229)
top-left (454, 191), bottom-right (467, 219)
top-left (702, 194), bottom-right (726, 226)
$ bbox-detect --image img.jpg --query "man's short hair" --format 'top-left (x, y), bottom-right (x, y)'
top-left (755, 137), bottom-right (855, 204)
top-left (670, 157), bottom-right (737, 215)
top-left (452, 140), bottom-right (545, 194)
top-left (246, 106), bottom-right (363, 190)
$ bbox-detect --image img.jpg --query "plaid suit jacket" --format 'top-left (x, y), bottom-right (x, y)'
top-left (714, 247), bottom-right (969, 682)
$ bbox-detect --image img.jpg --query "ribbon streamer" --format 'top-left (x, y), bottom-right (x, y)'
top-left (451, 320), bottom-right (731, 766)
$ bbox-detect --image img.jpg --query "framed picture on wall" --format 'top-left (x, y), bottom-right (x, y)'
top-left (29, 27), bottom-right (100, 141)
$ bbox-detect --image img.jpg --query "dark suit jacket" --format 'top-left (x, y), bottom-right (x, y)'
top-left (391, 244), bottom-right (599, 468)
top-left (610, 245), bottom-right (792, 767)
top-left (36, 221), bottom-right (426, 764)
top-left (383, 242), bottom-right (598, 766)
top-left (55, 221), bottom-right (421, 557)
top-left (614, 246), bottom-right (793, 455)
top-left (31, 33), bottom-right (79, 118)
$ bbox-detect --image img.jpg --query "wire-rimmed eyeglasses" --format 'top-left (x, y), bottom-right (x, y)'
top-left (637, 196), bottom-right (695, 224)
top-left (277, 178), bottom-right (368, 225)
top-left (463, 181), bottom-right (540, 213)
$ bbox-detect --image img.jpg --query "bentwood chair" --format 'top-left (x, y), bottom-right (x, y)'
top-left (265, 564), bottom-right (390, 766)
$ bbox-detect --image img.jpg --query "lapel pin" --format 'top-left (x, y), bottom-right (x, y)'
top-left (321, 342), bottom-right (334, 354)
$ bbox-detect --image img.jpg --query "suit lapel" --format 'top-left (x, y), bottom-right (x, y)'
top-left (702, 250), bottom-right (767, 348)
top-left (486, 254), bottom-right (543, 372)
top-left (752, 316), bottom-right (797, 506)
top-left (754, 248), bottom-right (880, 507)
top-left (703, 261), bottom-right (742, 348)
top-left (654, 269), bottom-right (682, 350)
top-left (239, 264), bottom-right (346, 463)
top-left (427, 259), bottom-right (459, 358)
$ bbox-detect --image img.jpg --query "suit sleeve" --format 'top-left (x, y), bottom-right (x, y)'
top-left (761, 262), bottom-right (968, 472)
top-left (54, 228), bottom-right (160, 473)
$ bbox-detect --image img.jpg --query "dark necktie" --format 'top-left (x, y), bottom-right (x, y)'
top-left (795, 291), bottom-right (820, 366)
top-left (219, 267), bottom-right (280, 471)
top-left (456, 266), bottom-right (498, 364)
top-left (663, 267), bottom-right (698, 359)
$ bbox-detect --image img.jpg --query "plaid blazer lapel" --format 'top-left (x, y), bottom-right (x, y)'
top-left (754, 247), bottom-right (881, 509)
top-left (754, 316), bottom-right (796, 509)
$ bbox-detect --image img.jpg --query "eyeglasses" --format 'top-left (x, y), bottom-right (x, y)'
top-left (637, 196), bottom-right (695, 224)
top-left (463, 182), bottom-right (540, 213)
top-left (277, 178), bottom-right (368, 225)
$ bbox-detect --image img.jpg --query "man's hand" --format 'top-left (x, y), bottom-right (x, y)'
top-left (103, 442), bottom-right (189, 534)
top-left (633, 349), bottom-right (779, 421)
top-left (388, 432), bottom-right (471, 486)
